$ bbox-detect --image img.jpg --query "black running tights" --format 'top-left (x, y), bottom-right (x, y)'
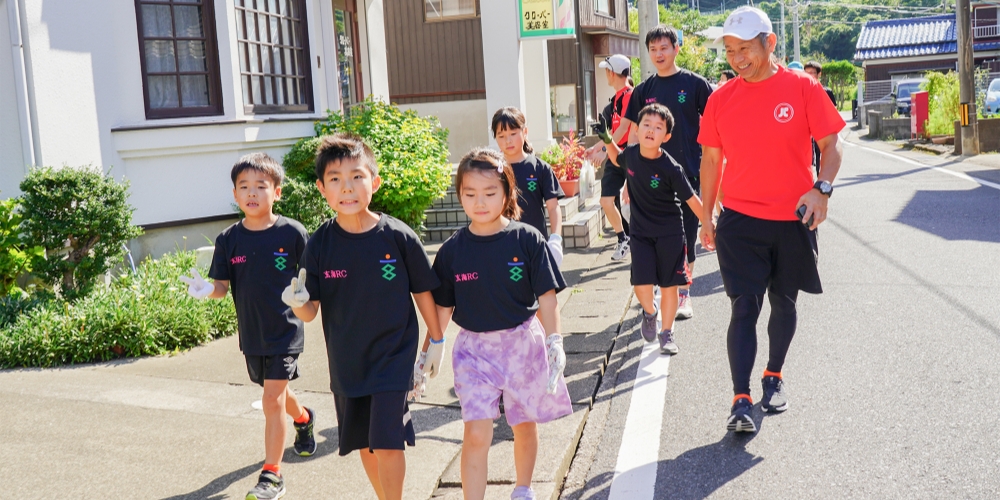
top-left (727, 291), bottom-right (798, 396)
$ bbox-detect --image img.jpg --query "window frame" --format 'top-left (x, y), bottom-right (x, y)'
top-left (134, 0), bottom-right (225, 119)
top-left (595, 0), bottom-right (614, 17)
top-left (235, 0), bottom-right (315, 115)
top-left (423, 0), bottom-right (479, 23)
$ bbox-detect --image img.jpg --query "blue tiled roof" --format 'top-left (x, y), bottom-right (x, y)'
top-left (854, 14), bottom-right (959, 61)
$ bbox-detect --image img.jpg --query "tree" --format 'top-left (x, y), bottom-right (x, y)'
top-left (823, 60), bottom-right (861, 108)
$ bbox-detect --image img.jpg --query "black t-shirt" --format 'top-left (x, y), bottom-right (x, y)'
top-left (625, 69), bottom-right (713, 179)
top-left (511, 155), bottom-right (563, 237)
top-left (301, 214), bottom-right (440, 397)
top-left (432, 221), bottom-right (566, 333)
top-left (209, 216), bottom-right (308, 356)
top-left (619, 145), bottom-right (695, 238)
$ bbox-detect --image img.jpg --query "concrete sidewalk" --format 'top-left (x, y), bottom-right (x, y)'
top-left (0, 237), bottom-right (636, 499)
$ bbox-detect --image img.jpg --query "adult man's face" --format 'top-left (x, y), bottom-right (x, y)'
top-left (605, 68), bottom-right (616, 87)
top-left (648, 37), bottom-right (679, 73)
top-left (804, 68), bottom-right (820, 81)
top-left (724, 33), bottom-right (776, 83)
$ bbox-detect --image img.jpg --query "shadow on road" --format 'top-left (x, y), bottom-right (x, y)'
top-left (894, 185), bottom-right (1000, 243)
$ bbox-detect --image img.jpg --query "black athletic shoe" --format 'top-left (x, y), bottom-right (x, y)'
top-left (726, 397), bottom-right (757, 433)
top-left (761, 376), bottom-right (789, 413)
top-left (246, 470), bottom-right (285, 500)
top-left (293, 407), bottom-right (317, 456)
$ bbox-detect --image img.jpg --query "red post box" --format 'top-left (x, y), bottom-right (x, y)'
top-left (911, 91), bottom-right (929, 138)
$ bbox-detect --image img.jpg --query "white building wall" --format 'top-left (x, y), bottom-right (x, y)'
top-left (1, 0), bottom-right (26, 197)
top-left (11, 0), bottom-right (358, 226)
top-left (398, 99), bottom-right (488, 163)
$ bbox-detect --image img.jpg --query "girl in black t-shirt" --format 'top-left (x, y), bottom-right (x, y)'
top-left (491, 106), bottom-right (565, 268)
top-left (431, 148), bottom-right (571, 500)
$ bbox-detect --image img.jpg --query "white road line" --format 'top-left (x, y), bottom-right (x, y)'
top-left (608, 341), bottom-right (670, 500)
top-left (844, 140), bottom-right (1000, 191)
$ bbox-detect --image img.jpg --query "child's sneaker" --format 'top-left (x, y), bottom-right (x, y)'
top-left (657, 330), bottom-right (678, 355)
top-left (640, 306), bottom-right (660, 342)
top-left (726, 396), bottom-right (757, 433)
top-left (511, 485), bottom-right (537, 500)
top-left (675, 291), bottom-right (693, 319)
top-left (761, 376), bottom-right (788, 413)
top-left (611, 236), bottom-right (631, 261)
top-left (246, 470), bottom-right (285, 500)
top-left (293, 407), bottom-right (317, 456)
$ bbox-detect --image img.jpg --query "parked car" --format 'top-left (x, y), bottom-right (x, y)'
top-left (893, 78), bottom-right (927, 116)
top-left (985, 78), bottom-right (1000, 116)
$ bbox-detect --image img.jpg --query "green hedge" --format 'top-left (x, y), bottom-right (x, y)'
top-left (0, 251), bottom-right (236, 368)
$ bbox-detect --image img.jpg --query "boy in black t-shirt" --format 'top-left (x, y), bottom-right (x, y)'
top-left (179, 152), bottom-right (315, 500)
top-left (621, 25), bottom-right (714, 321)
top-left (281, 134), bottom-right (445, 500)
top-left (606, 104), bottom-right (706, 356)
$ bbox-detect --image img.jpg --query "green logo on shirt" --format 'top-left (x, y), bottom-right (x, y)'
top-left (527, 175), bottom-right (538, 192)
top-left (380, 254), bottom-right (397, 281)
top-left (650, 175), bottom-right (661, 189)
top-left (508, 257), bottom-right (524, 282)
top-left (274, 249), bottom-right (288, 270)
top-left (678, 90), bottom-right (687, 103)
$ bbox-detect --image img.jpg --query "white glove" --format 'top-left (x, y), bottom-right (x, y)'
top-left (547, 233), bottom-right (564, 268)
top-left (281, 268), bottom-right (310, 309)
top-left (620, 201), bottom-right (631, 223)
top-left (423, 338), bottom-right (446, 378)
top-left (179, 268), bottom-right (214, 299)
top-left (545, 334), bottom-right (566, 394)
top-left (409, 352), bottom-right (427, 402)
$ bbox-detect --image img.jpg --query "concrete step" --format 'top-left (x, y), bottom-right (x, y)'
top-left (425, 207), bottom-right (470, 227)
top-left (560, 201), bottom-right (606, 249)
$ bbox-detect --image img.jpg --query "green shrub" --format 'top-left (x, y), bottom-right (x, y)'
top-left (19, 166), bottom-right (143, 300)
top-left (925, 71), bottom-right (960, 136)
top-left (0, 198), bottom-right (44, 298)
top-left (273, 177), bottom-right (334, 233)
top-left (283, 136), bottom-right (324, 183)
top-left (296, 96), bottom-right (451, 231)
top-left (0, 251), bottom-right (236, 368)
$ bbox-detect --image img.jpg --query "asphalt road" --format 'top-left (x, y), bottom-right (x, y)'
top-left (565, 130), bottom-right (1000, 499)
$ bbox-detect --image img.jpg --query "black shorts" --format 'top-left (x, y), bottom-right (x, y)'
top-left (715, 208), bottom-right (822, 296)
top-left (334, 391), bottom-right (415, 456)
top-left (629, 234), bottom-right (691, 288)
top-left (601, 161), bottom-right (628, 197)
top-left (245, 354), bottom-right (300, 387)
top-left (681, 201), bottom-right (699, 263)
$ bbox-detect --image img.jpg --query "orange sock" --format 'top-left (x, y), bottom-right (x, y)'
top-left (262, 464), bottom-right (280, 474)
top-left (733, 393), bottom-right (753, 404)
top-left (293, 408), bottom-right (310, 424)
top-left (763, 370), bottom-right (782, 380)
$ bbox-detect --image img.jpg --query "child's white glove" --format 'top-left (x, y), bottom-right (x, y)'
top-left (621, 201), bottom-right (631, 223)
top-left (545, 334), bottom-right (566, 394)
top-left (423, 337), bottom-right (446, 378)
top-left (409, 352), bottom-right (427, 402)
top-left (281, 268), bottom-right (310, 309)
top-left (179, 268), bottom-right (214, 299)
top-left (547, 233), bottom-right (564, 268)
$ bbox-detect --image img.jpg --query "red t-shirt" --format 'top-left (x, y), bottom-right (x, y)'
top-left (611, 86), bottom-right (632, 148)
top-left (698, 66), bottom-right (846, 221)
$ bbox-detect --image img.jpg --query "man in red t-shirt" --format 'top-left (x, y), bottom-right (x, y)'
top-left (586, 54), bottom-right (634, 261)
top-left (697, 6), bottom-right (845, 433)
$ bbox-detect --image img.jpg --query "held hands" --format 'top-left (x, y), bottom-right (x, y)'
top-left (545, 334), bottom-right (566, 394)
top-left (423, 337), bottom-right (446, 378)
top-left (548, 233), bottom-right (564, 268)
top-left (795, 188), bottom-right (829, 231)
top-left (409, 337), bottom-right (446, 402)
top-left (699, 221), bottom-right (717, 252)
top-left (179, 268), bottom-right (214, 299)
top-left (409, 352), bottom-right (428, 402)
top-left (281, 268), bottom-right (310, 309)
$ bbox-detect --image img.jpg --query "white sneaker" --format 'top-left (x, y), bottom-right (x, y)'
top-left (611, 236), bottom-right (631, 261)
top-left (676, 292), bottom-right (693, 319)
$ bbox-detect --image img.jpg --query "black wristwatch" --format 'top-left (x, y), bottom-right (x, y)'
top-left (813, 180), bottom-right (833, 197)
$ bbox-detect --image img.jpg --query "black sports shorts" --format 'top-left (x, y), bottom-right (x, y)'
top-left (715, 208), bottom-right (822, 296)
top-left (334, 390), bottom-right (415, 456)
top-left (630, 234), bottom-right (691, 288)
top-left (245, 354), bottom-right (300, 387)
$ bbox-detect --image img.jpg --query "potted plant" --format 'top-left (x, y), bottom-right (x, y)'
top-left (540, 131), bottom-right (584, 197)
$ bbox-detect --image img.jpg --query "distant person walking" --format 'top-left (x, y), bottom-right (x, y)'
top-left (698, 6), bottom-right (845, 433)
top-left (804, 61), bottom-right (838, 173)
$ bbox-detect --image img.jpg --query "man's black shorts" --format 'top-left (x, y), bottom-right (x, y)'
top-left (601, 161), bottom-right (627, 197)
top-left (715, 208), bottom-right (822, 296)
top-left (334, 391), bottom-right (415, 456)
top-left (630, 234), bottom-right (691, 288)
top-left (245, 354), bottom-right (300, 386)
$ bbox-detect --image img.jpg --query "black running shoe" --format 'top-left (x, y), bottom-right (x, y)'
top-left (726, 397), bottom-right (757, 433)
top-left (293, 407), bottom-right (317, 456)
top-left (761, 376), bottom-right (788, 413)
top-left (246, 470), bottom-right (285, 500)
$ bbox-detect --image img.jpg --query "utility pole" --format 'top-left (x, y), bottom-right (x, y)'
top-left (780, 0), bottom-right (786, 62)
top-left (638, 0), bottom-right (658, 80)
top-left (957, 0), bottom-right (979, 154)
top-left (793, 0), bottom-right (801, 62)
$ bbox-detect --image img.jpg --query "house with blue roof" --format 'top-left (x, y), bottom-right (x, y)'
top-left (854, 8), bottom-right (1000, 86)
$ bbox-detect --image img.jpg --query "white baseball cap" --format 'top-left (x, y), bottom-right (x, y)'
top-left (598, 54), bottom-right (631, 76)
top-left (715, 6), bottom-right (773, 43)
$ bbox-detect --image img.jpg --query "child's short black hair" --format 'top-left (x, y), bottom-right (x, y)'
top-left (805, 61), bottom-right (823, 74)
top-left (720, 69), bottom-right (736, 80)
top-left (314, 133), bottom-right (379, 182)
top-left (645, 25), bottom-right (679, 49)
top-left (638, 103), bottom-right (675, 134)
top-left (231, 152), bottom-right (284, 186)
